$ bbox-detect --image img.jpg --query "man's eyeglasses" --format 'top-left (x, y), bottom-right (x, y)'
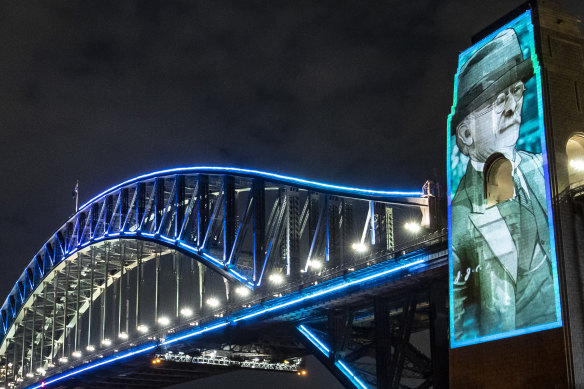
top-left (475, 81), bottom-right (526, 116)
top-left (493, 81), bottom-right (526, 113)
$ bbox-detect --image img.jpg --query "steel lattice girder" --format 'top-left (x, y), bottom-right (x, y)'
top-left (0, 168), bottom-right (431, 387)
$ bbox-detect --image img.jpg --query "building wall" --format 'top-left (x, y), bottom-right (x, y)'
top-left (450, 2), bottom-right (584, 387)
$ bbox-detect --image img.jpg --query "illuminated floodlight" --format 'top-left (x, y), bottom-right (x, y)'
top-left (158, 316), bottom-right (171, 326)
top-left (26, 373), bottom-right (34, 378)
top-left (351, 242), bottom-right (368, 253)
top-left (72, 351), bottom-right (82, 358)
top-left (404, 222), bottom-right (421, 233)
top-left (570, 159), bottom-right (584, 171)
top-left (180, 308), bottom-right (193, 317)
top-left (86, 345), bottom-right (95, 352)
top-left (206, 297), bottom-right (220, 308)
top-left (101, 338), bottom-right (112, 347)
top-left (137, 324), bottom-right (149, 333)
top-left (118, 332), bottom-right (129, 340)
top-left (235, 286), bottom-right (250, 297)
top-left (269, 273), bottom-right (284, 284)
top-left (58, 357), bottom-right (68, 363)
top-left (308, 260), bottom-right (322, 270)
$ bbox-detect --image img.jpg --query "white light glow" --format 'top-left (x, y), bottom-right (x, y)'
top-left (235, 286), bottom-right (250, 297)
top-left (118, 332), bottom-right (129, 340)
top-left (101, 339), bottom-right (112, 347)
top-left (158, 317), bottom-right (171, 326)
top-left (180, 308), bottom-right (193, 317)
top-left (351, 242), bottom-right (368, 253)
top-left (58, 357), bottom-right (68, 363)
top-left (206, 297), bottom-right (220, 308)
top-left (308, 260), bottom-right (322, 270)
top-left (405, 222), bottom-right (421, 233)
top-left (570, 159), bottom-right (584, 171)
top-left (269, 273), bottom-right (284, 284)
top-left (137, 324), bottom-right (149, 333)
top-left (86, 345), bottom-right (95, 352)
top-left (72, 351), bottom-right (82, 358)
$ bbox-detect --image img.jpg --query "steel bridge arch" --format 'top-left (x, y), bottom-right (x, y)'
top-left (0, 167), bottom-right (429, 383)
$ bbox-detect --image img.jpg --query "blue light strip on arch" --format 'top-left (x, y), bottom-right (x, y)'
top-left (78, 166), bottom-right (424, 212)
top-left (1, 165), bottom-right (424, 339)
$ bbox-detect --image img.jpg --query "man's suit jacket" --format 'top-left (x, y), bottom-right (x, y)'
top-left (451, 150), bottom-right (554, 342)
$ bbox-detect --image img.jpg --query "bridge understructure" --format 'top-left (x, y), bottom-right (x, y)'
top-left (0, 168), bottom-right (447, 389)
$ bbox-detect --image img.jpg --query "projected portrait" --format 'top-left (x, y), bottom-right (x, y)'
top-left (448, 11), bottom-right (562, 346)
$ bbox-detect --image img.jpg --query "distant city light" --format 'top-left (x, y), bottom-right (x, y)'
top-left (86, 345), bottom-right (95, 352)
top-left (58, 357), bottom-right (68, 363)
top-left (351, 242), bottom-right (368, 253)
top-left (235, 286), bottom-right (250, 297)
top-left (101, 338), bottom-right (112, 347)
top-left (158, 317), bottom-right (171, 326)
top-left (180, 308), bottom-right (193, 317)
top-left (137, 324), bottom-right (149, 333)
top-left (405, 222), bottom-right (421, 233)
top-left (118, 332), bottom-right (129, 340)
top-left (206, 297), bottom-right (220, 307)
top-left (72, 351), bottom-right (82, 358)
top-left (269, 273), bottom-right (284, 284)
top-left (297, 369), bottom-right (308, 376)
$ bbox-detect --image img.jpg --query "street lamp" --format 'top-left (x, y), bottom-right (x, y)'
top-left (404, 222), bottom-right (421, 233)
top-left (351, 242), bottom-right (368, 253)
top-left (235, 286), bottom-right (250, 297)
top-left (269, 273), bottom-right (284, 284)
top-left (157, 317), bottom-right (170, 326)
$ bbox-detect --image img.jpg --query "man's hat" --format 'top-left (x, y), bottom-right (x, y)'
top-left (451, 28), bottom-right (534, 133)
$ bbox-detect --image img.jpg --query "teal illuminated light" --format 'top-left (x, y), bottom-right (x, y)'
top-left (448, 9), bottom-right (563, 348)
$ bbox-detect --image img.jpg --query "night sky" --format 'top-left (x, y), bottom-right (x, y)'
top-left (1, 1), bottom-right (583, 387)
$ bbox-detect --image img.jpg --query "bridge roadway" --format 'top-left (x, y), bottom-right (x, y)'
top-left (0, 168), bottom-right (446, 389)
top-left (27, 234), bottom-right (447, 389)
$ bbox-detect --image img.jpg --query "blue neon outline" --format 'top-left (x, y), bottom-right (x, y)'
top-left (335, 361), bottom-right (369, 389)
top-left (447, 9), bottom-right (563, 348)
top-left (2, 166), bottom-right (425, 346)
top-left (25, 250), bottom-right (434, 388)
top-left (79, 166), bottom-right (423, 213)
top-left (297, 325), bottom-right (331, 355)
top-left (296, 324), bottom-right (368, 389)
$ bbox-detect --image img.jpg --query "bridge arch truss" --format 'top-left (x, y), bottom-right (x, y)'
top-left (0, 167), bottom-right (430, 387)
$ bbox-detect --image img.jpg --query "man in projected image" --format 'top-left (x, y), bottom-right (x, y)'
top-left (451, 28), bottom-right (556, 341)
